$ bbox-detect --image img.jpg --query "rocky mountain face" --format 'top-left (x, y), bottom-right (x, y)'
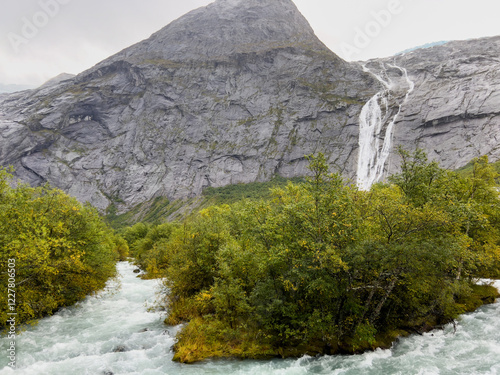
top-left (0, 0), bottom-right (374, 211)
top-left (385, 36), bottom-right (500, 172)
top-left (0, 0), bottom-right (499, 213)
top-left (354, 36), bottom-right (500, 188)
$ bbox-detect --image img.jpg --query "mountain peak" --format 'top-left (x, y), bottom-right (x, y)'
top-left (116, 0), bottom-right (329, 63)
top-left (39, 73), bottom-right (76, 89)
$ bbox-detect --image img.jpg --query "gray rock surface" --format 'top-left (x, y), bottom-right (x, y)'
top-left (0, 0), bottom-right (374, 211)
top-left (38, 73), bottom-right (76, 90)
top-left (387, 37), bottom-right (500, 172)
top-left (0, 0), bottom-right (499, 212)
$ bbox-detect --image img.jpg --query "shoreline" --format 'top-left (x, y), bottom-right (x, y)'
top-left (170, 282), bottom-right (500, 364)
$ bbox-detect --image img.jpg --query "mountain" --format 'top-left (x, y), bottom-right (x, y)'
top-left (38, 73), bottom-right (76, 89)
top-left (354, 35), bottom-right (500, 188)
top-left (0, 83), bottom-right (36, 94)
top-left (0, 0), bottom-right (374, 211)
top-left (388, 36), bottom-right (500, 172)
top-left (396, 41), bottom-right (449, 55)
top-left (0, 0), bottom-right (499, 213)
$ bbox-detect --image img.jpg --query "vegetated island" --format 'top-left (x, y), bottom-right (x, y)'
top-left (123, 149), bottom-right (500, 363)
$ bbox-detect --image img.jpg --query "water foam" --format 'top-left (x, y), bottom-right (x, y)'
top-left (1, 265), bottom-right (498, 375)
top-left (357, 62), bottom-right (415, 191)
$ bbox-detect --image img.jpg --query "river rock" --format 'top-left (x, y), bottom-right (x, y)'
top-left (112, 345), bottom-right (128, 353)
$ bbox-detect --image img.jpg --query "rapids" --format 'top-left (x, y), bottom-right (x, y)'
top-left (1, 262), bottom-right (499, 374)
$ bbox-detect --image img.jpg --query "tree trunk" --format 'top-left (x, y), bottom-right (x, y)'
top-left (370, 278), bottom-right (397, 323)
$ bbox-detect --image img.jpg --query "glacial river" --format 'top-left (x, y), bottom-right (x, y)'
top-left (1, 262), bottom-right (499, 374)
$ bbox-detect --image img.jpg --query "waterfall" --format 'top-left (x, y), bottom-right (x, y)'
top-left (357, 63), bottom-right (414, 191)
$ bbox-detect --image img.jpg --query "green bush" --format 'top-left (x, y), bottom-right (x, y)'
top-left (0, 168), bottom-right (118, 327)
top-left (121, 151), bottom-right (500, 361)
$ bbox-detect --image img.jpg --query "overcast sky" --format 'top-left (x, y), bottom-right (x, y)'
top-left (1, 0), bottom-right (500, 88)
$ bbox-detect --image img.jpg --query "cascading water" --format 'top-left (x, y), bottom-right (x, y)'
top-left (357, 62), bottom-right (415, 191)
top-left (2, 264), bottom-right (499, 374)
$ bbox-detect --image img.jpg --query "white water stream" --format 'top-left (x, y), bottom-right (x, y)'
top-left (357, 63), bottom-right (414, 191)
top-left (2, 263), bottom-right (499, 374)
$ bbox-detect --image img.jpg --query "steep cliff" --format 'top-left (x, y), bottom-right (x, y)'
top-left (1, 0), bottom-right (499, 213)
top-left (386, 36), bottom-right (500, 172)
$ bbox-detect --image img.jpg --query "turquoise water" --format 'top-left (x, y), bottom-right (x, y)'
top-left (1, 262), bottom-right (499, 375)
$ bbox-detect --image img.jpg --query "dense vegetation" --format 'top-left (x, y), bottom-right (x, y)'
top-left (124, 149), bottom-right (500, 362)
top-left (456, 159), bottom-right (500, 183)
top-left (0, 168), bottom-right (127, 328)
top-left (4, 145), bottom-right (498, 361)
top-left (202, 176), bottom-right (305, 204)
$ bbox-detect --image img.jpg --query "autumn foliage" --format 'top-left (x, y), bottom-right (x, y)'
top-left (127, 150), bottom-right (500, 361)
top-left (0, 169), bottom-right (123, 327)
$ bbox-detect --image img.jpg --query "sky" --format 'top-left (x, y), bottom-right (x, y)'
top-left (1, 0), bottom-right (500, 89)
